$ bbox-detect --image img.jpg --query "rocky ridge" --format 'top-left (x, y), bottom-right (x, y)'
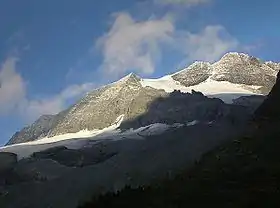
top-left (172, 52), bottom-right (280, 94)
top-left (6, 52), bottom-right (280, 145)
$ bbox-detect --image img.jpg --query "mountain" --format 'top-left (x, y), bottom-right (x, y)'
top-left (0, 94), bottom-right (253, 208)
top-left (6, 52), bottom-right (280, 146)
top-left (2, 89), bottom-right (251, 160)
top-left (1, 52), bottom-right (279, 208)
top-left (78, 69), bottom-right (280, 208)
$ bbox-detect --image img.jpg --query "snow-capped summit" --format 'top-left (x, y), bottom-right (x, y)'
top-left (210, 52), bottom-right (278, 94)
top-left (138, 52), bottom-right (277, 101)
top-left (157, 52), bottom-right (279, 95)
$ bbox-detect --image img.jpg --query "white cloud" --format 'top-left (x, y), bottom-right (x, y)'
top-left (180, 25), bottom-right (239, 63)
top-left (22, 98), bottom-right (64, 119)
top-left (154, 0), bottom-right (210, 7)
top-left (97, 12), bottom-right (174, 78)
top-left (97, 13), bottom-right (240, 75)
top-left (0, 57), bottom-right (26, 115)
top-left (60, 83), bottom-right (96, 99)
top-left (0, 57), bottom-right (95, 121)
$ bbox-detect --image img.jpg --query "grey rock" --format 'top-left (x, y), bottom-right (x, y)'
top-left (7, 114), bottom-right (64, 145)
top-left (120, 90), bottom-right (240, 130)
top-left (0, 152), bottom-right (17, 173)
top-left (211, 53), bottom-right (279, 94)
top-left (233, 95), bottom-right (266, 113)
top-left (172, 62), bottom-right (212, 87)
top-left (31, 146), bottom-right (117, 167)
top-left (264, 61), bottom-right (280, 72)
top-left (48, 74), bottom-right (166, 136)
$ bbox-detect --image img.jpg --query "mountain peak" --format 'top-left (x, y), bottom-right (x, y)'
top-left (119, 72), bottom-right (141, 83)
top-left (220, 52), bottom-right (252, 61)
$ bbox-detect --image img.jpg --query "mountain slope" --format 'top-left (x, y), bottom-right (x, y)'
top-left (0, 110), bottom-right (250, 208)
top-left (7, 74), bottom-right (166, 145)
top-left (79, 68), bottom-right (280, 208)
top-left (48, 74), bottom-right (167, 136)
top-left (1, 90), bottom-right (250, 159)
top-left (7, 114), bottom-right (63, 145)
top-left (6, 52), bottom-right (280, 145)
top-left (80, 128), bottom-right (280, 207)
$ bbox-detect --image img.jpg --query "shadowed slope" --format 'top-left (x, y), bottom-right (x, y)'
top-left (255, 72), bottom-right (280, 122)
top-left (0, 90), bottom-right (256, 208)
top-left (79, 72), bottom-right (280, 208)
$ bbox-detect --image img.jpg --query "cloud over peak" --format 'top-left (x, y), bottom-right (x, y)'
top-left (182, 25), bottom-right (239, 62)
top-left (97, 12), bottom-right (240, 78)
top-left (97, 12), bottom-right (174, 78)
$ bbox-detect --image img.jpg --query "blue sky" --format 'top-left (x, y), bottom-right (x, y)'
top-left (0, 0), bottom-right (280, 145)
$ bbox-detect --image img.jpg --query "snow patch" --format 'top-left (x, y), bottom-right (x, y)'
top-left (137, 123), bottom-right (170, 136)
top-left (0, 120), bottom-right (185, 160)
top-left (141, 76), bottom-right (260, 103)
top-left (186, 120), bottom-right (199, 126)
top-left (0, 115), bottom-right (125, 159)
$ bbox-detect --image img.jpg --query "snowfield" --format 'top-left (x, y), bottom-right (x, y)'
top-left (140, 75), bottom-right (261, 103)
top-left (0, 115), bottom-right (124, 159)
top-left (0, 115), bottom-right (190, 159)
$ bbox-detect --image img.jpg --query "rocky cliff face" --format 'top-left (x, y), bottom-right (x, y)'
top-left (120, 89), bottom-right (250, 130)
top-left (7, 115), bottom-right (63, 145)
top-left (6, 52), bottom-right (280, 145)
top-left (171, 62), bottom-right (212, 87)
top-left (172, 52), bottom-right (280, 94)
